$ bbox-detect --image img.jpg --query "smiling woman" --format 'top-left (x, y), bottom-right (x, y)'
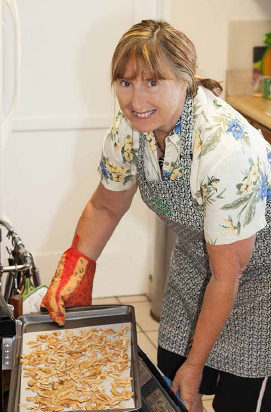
top-left (42, 19), bottom-right (271, 412)
top-left (114, 71), bottom-right (187, 136)
top-left (111, 20), bottom-right (221, 137)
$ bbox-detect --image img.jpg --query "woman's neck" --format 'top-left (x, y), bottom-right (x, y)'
top-left (154, 104), bottom-right (183, 141)
top-left (154, 129), bottom-right (168, 141)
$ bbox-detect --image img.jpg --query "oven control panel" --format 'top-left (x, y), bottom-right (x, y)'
top-left (2, 338), bottom-right (14, 370)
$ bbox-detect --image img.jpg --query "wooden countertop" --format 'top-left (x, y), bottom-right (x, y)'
top-left (226, 95), bottom-right (271, 130)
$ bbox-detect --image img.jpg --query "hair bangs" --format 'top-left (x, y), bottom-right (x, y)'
top-left (111, 40), bottom-right (175, 85)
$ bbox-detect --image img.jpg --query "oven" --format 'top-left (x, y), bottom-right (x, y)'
top-left (0, 294), bottom-right (21, 412)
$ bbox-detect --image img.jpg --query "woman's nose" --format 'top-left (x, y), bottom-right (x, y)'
top-left (131, 88), bottom-right (145, 111)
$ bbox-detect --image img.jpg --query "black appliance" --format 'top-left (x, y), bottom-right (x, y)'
top-left (0, 221), bottom-right (40, 412)
top-left (0, 295), bottom-right (21, 412)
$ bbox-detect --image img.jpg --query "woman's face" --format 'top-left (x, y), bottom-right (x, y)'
top-left (115, 65), bottom-right (187, 135)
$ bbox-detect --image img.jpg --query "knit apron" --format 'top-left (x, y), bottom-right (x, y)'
top-left (136, 96), bottom-right (271, 378)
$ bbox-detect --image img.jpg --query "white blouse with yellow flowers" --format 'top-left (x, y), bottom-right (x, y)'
top-left (98, 86), bottom-right (271, 246)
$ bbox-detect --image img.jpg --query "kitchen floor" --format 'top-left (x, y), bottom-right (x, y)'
top-left (92, 294), bottom-right (215, 412)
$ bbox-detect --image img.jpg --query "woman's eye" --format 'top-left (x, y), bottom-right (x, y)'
top-left (120, 80), bottom-right (131, 87)
top-left (147, 80), bottom-right (157, 87)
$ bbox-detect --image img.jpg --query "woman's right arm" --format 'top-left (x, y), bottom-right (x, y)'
top-left (74, 182), bottom-right (137, 260)
top-left (41, 182), bottom-right (137, 324)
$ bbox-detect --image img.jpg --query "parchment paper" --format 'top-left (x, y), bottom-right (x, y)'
top-left (19, 322), bottom-right (135, 411)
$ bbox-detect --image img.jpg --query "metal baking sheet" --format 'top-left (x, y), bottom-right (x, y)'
top-left (8, 305), bottom-right (142, 412)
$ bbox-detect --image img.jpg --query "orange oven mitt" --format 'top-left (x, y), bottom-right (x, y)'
top-left (41, 236), bottom-right (96, 326)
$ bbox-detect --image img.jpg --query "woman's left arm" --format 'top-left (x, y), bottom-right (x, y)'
top-left (171, 235), bottom-right (255, 410)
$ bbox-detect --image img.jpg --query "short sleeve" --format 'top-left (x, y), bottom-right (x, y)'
top-left (98, 111), bottom-right (138, 191)
top-left (200, 149), bottom-right (269, 245)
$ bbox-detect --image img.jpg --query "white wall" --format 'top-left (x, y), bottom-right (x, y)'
top-left (171, 0), bottom-right (271, 96)
top-left (3, 0), bottom-right (170, 297)
top-left (3, 0), bottom-right (270, 298)
top-left (0, 2), bottom-right (3, 219)
top-left (228, 20), bottom-right (271, 71)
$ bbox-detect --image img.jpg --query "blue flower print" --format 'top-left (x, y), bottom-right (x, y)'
top-left (227, 119), bottom-right (244, 139)
top-left (174, 116), bottom-right (182, 135)
top-left (162, 170), bottom-right (171, 181)
top-left (221, 158), bottom-right (268, 229)
top-left (267, 152), bottom-right (271, 164)
top-left (100, 160), bottom-right (110, 178)
top-left (260, 175), bottom-right (268, 200)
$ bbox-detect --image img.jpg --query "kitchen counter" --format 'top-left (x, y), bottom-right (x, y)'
top-left (226, 95), bottom-right (271, 130)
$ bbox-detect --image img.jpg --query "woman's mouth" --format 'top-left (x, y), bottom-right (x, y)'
top-left (132, 109), bottom-right (156, 119)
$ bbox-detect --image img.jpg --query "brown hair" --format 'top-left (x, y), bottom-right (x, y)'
top-left (111, 19), bottom-right (222, 97)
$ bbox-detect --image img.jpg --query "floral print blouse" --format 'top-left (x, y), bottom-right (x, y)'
top-left (98, 86), bottom-right (271, 245)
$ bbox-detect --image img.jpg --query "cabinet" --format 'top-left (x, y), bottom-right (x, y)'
top-left (251, 121), bottom-right (271, 144)
top-left (240, 112), bottom-right (271, 144)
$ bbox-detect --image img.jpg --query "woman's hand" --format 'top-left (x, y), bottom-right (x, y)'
top-left (171, 361), bottom-right (202, 411)
top-left (40, 236), bottom-right (96, 326)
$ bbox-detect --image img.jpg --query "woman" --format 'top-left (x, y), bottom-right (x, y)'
top-left (41, 20), bottom-right (271, 411)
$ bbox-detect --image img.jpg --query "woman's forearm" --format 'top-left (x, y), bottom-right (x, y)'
top-left (186, 275), bottom-right (239, 369)
top-left (186, 237), bottom-right (255, 370)
top-left (72, 183), bottom-right (137, 261)
top-left (74, 200), bottom-right (122, 261)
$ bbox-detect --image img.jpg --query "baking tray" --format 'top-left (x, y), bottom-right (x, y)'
top-left (8, 305), bottom-right (142, 412)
